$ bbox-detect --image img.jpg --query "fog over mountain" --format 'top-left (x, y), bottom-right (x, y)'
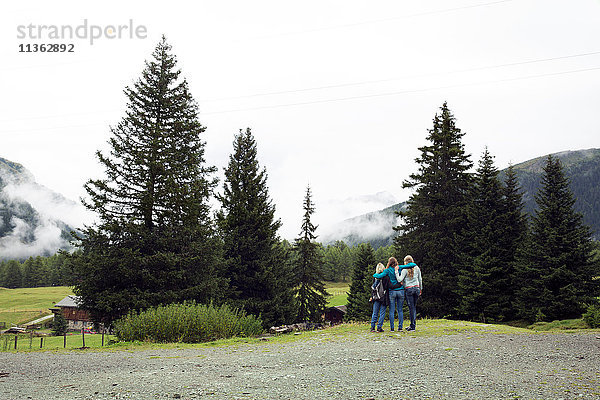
top-left (1, 148), bottom-right (598, 257)
top-left (0, 157), bottom-right (90, 259)
top-left (323, 148), bottom-right (600, 248)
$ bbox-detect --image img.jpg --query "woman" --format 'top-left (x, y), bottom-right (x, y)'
top-left (373, 257), bottom-right (416, 331)
top-left (370, 263), bottom-right (387, 332)
top-left (394, 255), bottom-right (422, 332)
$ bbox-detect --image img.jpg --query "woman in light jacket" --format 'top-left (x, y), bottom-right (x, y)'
top-left (394, 255), bottom-right (422, 332)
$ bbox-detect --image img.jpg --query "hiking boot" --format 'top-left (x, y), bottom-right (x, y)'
top-left (377, 327), bottom-right (384, 332)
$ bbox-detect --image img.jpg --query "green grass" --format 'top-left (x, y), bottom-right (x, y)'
top-left (527, 318), bottom-right (589, 331)
top-left (0, 286), bottom-right (73, 327)
top-left (325, 281), bottom-right (349, 307)
top-left (1, 332), bottom-right (115, 352)
top-left (4, 317), bottom-right (598, 354)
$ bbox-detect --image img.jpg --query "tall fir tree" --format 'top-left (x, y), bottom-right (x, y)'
top-left (3, 260), bottom-right (22, 288)
top-left (457, 148), bottom-right (508, 321)
top-left (293, 186), bottom-right (328, 322)
top-left (73, 37), bottom-right (222, 326)
top-left (499, 164), bottom-right (528, 320)
top-left (345, 243), bottom-right (376, 321)
top-left (395, 102), bottom-right (473, 317)
top-left (216, 128), bottom-right (296, 328)
top-left (516, 155), bottom-right (598, 321)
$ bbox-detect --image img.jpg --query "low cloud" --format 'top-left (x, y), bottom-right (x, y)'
top-left (0, 216), bottom-right (65, 259)
top-left (319, 192), bottom-right (405, 245)
top-left (0, 161), bottom-right (92, 259)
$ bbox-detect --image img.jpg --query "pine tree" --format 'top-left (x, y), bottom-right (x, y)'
top-left (499, 164), bottom-right (528, 320)
top-left (52, 311), bottom-right (68, 336)
top-left (293, 186), bottom-right (328, 322)
top-left (216, 128), bottom-right (296, 328)
top-left (457, 148), bottom-right (508, 322)
top-left (3, 260), bottom-right (22, 288)
top-left (21, 257), bottom-right (37, 288)
top-left (394, 102), bottom-right (473, 318)
top-left (321, 244), bottom-right (338, 281)
top-left (72, 37), bottom-right (221, 326)
top-left (516, 155), bottom-right (598, 321)
top-left (345, 243), bottom-right (376, 321)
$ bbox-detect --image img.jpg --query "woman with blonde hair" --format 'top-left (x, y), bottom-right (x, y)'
top-left (369, 263), bottom-right (387, 332)
top-left (394, 255), bottom-right (422, 332)
top-left (373, 256), bottom-right (416, 331)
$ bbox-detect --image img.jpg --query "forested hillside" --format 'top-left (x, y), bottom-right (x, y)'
top-left (325, 148), bottom-right (600, 247)
top-left (505, 148), bottom-right (600, 239)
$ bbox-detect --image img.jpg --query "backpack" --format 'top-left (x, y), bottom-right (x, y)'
top-left (371, 278), bottom-right (385, 301)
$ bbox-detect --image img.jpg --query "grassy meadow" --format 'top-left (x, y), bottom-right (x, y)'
top-left (0, 284), bottom-right (594, 354)
top-left (0, 286), bottom-right (73, 327)
top-left (325, 281), bottom-right (349, 307)
top-left (1, 330), bottom-right (115, 352)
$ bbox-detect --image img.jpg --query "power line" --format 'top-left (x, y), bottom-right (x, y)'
top-left (1, 66), bottom-right (598, 133)
top-left (244, 0), bottom-right (516, 41)
top-left (2, 65), bottom-right (598, 135)
top-left (201, 66), bottom-right (600, 115)
top-left (200, 50), bottom-right (600, 102)
top-left (3, 50), bottom-right (599, 125)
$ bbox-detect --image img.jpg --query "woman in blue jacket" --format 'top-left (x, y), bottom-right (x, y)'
top-left (373, 257), bottom-right (416, 331)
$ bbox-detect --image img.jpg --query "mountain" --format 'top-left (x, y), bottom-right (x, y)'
top-left (320, 202), bottom-right (406, 248)
top-left (0, 157), bottom-right (84, 260)
top-left (323, 148), bottom-right (600, 247)
top-left (502, 148), bottom-right (600, 237)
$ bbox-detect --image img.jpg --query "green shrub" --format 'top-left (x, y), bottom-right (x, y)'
top-left (52, 312), bottom-right (68, 336)
top-left (113, 301), bottom-right (263, 343)
top-left (583, 302), bottom-right (600, 328)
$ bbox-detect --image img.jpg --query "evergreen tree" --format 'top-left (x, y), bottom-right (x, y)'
top-left (374, 245), bottom-right (395, 265)
top-left (21, 257), bottom-right (37, 288)
top-left (216, 128), bottom-right (296, 328)
top-left (3, 260), bottom-right (22, 288)
top-left (345, 243), bottom-right (376, 321)
top-left (516, 155), bottom-right (598, 321)
top-left (322, 244), bottom-right (342, 281)
top-left (457, 148), bottom-right (508, 322)
top-left (394, 102), bottom-right (473, 317)
top-left (338, 241), bottom-right (354, 282)
top-left (72, 37), bottom-right (221, 326)
top-left (0, 260), bottom-right (5, 287)
top-left (21, 256), bottom-right (46, 287)
top-left (52, 311), bottom-right (68, 336)
top-left (293, 186), bottom-right (328, 322)
top-left (499, 164), bottom-right (528, 320)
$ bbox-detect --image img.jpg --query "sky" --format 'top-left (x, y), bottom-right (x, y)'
top-left (1, 0), bottom-right (599, 241)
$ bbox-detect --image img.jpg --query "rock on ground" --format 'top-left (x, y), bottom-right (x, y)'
top-left (0, 330), bottom-right (599, 399)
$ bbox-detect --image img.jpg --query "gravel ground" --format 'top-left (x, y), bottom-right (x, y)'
top-left (1, 329), bottom-right (599, 400)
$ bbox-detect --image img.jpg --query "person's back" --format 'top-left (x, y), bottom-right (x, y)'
top-left (402, 265), bottom-right (422, 289)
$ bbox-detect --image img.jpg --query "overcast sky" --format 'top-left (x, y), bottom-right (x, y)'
top-left (1, 0), bottom-right (599, 240)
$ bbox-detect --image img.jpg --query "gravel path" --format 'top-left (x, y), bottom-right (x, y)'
top-left (1, 328), bottom-right (599, 400)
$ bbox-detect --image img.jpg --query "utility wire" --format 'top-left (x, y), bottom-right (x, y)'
top-left (2, 50), bottom-right (600, 124)
top-left (1, 65), bottom-right (598, 134)
top-left (201, 66), bottom-right (600, 115)
top-left (200, 50), bottom-right (600, 102)
top-left (245, 0), bottom-right (516, 40)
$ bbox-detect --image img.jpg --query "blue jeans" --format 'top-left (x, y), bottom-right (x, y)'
top-left (405, 287), bottom-right (420, 330)
top-left (370, 300), bottom-right (386, 330)
top-left (389, 289), bottom-right (405, 330)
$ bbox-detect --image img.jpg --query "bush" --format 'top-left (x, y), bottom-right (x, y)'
top-left (52, 312), bottom-right (68, 336)
top-left (583, 301), bottom-right (600, 328)
top-left (113, 301), bottom-right (264, 343)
